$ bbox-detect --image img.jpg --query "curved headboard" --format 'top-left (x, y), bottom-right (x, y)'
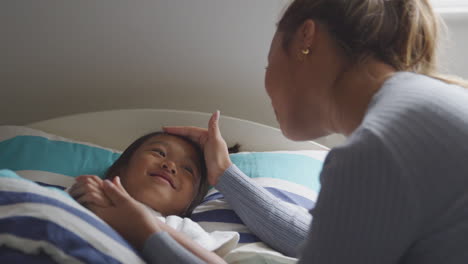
top-left (28, 109), bottom-right (328, 152)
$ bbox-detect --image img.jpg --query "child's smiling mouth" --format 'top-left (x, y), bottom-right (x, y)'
top-left (148, 171), bottom-right (176, 189)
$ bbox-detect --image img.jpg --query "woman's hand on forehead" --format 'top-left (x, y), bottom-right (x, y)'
top-left (163, 111), bottom-right (232, 185)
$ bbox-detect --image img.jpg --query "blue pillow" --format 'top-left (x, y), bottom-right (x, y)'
top-left (0, 126), bottom-right (121, 189)
top-left (230, 152), bottom-right (324, 193)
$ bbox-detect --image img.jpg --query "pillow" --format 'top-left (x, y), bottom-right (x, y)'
top-left (0, 169), bottom-right (145, 263)
top-left (0, 126), bottom-right (121, 189)
top-left (192, 151), bottom-right (327, 263)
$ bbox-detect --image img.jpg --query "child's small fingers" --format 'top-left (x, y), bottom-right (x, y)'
top-left (76, 193), bottom-right (93, 205)
top-left (75, 175), bottom-right (90, 180)
top-left (67, 184), bottom-right (76, 194)
top-left (76, 175), bottom-right (98, 181)
top-left (69, 183), bottom-right (101, 199)
top-left (77, 178), bottom-right (103, 192)
top-left (76, 175), bottom-right (103, 186)
top-left (69, 184), bottom-right (85, 198)
top-left (114, 176), bottom-right (125, 192)
top-left (89, 175), bottom-right (104, 185)
top-left (77, 192), bottom-right (111, 207)
top-left (103, 179), bottom-right (128, 204)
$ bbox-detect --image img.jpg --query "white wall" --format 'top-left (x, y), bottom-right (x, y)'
top-left (0, 0), bottom-right (284, 127)
top-left (1, 1), bottom-right (467, 147)
top-left (439, 11), bottom-right (468, 79)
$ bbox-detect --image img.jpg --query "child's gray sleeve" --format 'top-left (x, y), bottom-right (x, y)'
top-left (142, 231), bottom-right (205, 264)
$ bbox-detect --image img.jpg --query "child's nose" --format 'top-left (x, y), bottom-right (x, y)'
top-left (162, 162), bottom-right (176, 174)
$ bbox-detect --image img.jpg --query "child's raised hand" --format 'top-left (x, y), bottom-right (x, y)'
top-left (98, 177), bottom-right (229, 262)
top-left (163, 111), bottom-right (233, 185)
top-left (68, 175), bottom-right (112, 207)
top-left (94, 176), bottom-right (162, 250)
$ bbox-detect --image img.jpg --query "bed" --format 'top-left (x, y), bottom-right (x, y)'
top-left (0, 109), bottom-right (329, 263)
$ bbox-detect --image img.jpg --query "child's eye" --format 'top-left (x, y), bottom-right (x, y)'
top-left (152, 149), bottom-right (166, 157)
top-left (183, 166), bottom-right (194, 175)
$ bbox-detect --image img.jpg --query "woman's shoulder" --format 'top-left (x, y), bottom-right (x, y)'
top-left (361, 72), bottom-right (468, 144)
top-left (369, 72), bottom-right (468, 116)
top-left (340, 71), bottom-right (468, 180)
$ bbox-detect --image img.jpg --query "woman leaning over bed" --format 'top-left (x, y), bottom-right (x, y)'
top-left (96, 0), bottom-right (468, 263)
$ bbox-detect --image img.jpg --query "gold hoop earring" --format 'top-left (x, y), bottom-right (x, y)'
top-left (301, 48), bottom-right (310, 55)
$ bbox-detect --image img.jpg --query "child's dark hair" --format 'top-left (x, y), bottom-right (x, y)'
top-left (105, 131), bottom-right (209, 217)
top-left (228, 143), bottom-right (241, 154)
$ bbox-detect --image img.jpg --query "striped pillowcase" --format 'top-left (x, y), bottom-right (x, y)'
top-left (192, 151), bottom-right (327, 263)
top-left (0, 169), bottom-right (145, 263)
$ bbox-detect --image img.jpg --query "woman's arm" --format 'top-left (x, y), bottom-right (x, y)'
top-left (215, 164), bottom-right (312, 257)
top-left (164, 111), bottom-right (312, 257)
top-left (142, 232), bottom-right (206, 264)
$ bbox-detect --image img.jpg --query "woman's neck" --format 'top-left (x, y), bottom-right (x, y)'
top-left (329, 58), bottom-right (396, 136)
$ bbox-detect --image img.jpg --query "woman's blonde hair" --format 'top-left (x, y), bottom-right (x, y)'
top-left (278, 0), bottom-right (468, 87)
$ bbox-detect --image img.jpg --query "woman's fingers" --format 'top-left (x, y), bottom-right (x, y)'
top-left (208, 110), bottom-right (221, 138)
top-left (162, 126), bottom-right (208, 145)
top-left (164, 111), bottom-right (232, 186)
top-left (164, 111), bottom-right (220, 146)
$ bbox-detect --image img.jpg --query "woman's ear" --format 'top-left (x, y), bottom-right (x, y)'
top-left (298, 19), bottom-right (317, 50)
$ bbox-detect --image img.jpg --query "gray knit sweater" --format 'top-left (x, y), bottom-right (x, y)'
top-left (143, 72), bottom-right (468, 263)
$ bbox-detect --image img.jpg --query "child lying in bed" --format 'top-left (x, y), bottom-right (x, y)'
top-left (68, 131), bottom-right (239, 258)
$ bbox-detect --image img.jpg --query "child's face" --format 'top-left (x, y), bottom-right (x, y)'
top-left (119, 134), bottom-right (202, 216)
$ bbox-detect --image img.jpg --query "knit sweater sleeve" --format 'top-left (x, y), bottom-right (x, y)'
top-left (142, 232), bottom-right (205, 264)
top-left (215, 164), bottom-right (312, 257)
top-left (298, 128), bottom-right (419, 263)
